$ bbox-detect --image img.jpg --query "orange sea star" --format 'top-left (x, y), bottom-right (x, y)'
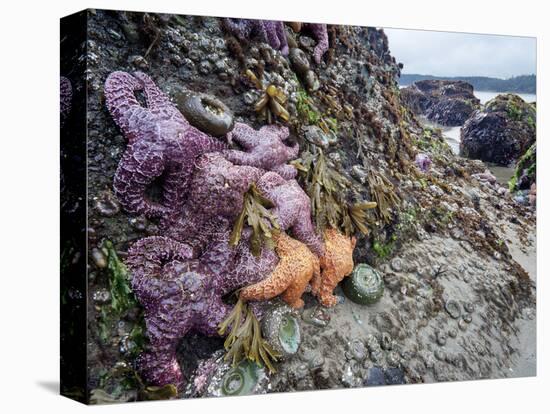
top-left (312, 228), bottom-right (357, 307)
top-left (239, 232), bottom-right (320, 309)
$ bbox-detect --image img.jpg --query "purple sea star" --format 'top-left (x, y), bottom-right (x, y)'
top-left (303, 23), bottom-right (329, 64)
top-left (104, 71), bottom-right (226, 220)
top-left (223, 18), bottom-right (289, 55)
top-left (224, 123), bottom-right (299, 179)
top-left (126, 152), bottom-right (324, 388)
top-left (415, 153), bottom-right (432, 172)
top-left (128, 229), bottom-right (278, 388)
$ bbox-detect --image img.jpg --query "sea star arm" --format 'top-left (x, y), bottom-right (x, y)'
top-left (272, 164), bottom-right (297, 179)
top-left (290, 211), bottom-right (325, 256)
top-left (285, 142), bottom-right (300, 159)
top-left (262, 21), bottom-right (281, 51)
top-left (222, 149), bottom-right (261, 167)
top-left (259, 124), bottom-right (289, 141)
top-left (239, 259), bottom-right (292, 302)
top-left (60, 76), bottom-right (72, 126)
top-left (257, 176), bottom-right (325, 256)
top-left (227, 122), bottom-right (260, 149)
top-left (222, 18), bottom-right (254, 40)
top-left (113, 142), bottom-right (168, 217)
top-left (308, 24), bottom-right (329, 64)
top-left (126, 236), bottom-right (196, 307)
top-left (105, 71), bottom-right (158, 143)
top-left (133, 71), bottom-right (186, 123)
top-left (274, 21), bottom-right (289, 55)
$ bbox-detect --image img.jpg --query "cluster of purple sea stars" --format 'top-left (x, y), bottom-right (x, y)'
top-left (104, 71), bottom-right (227, 222)
top-left (223, 18), bottom-right (289, 56)
top-left (105, 71), bottom-right (324, 389)
top-left (222, 19), bottom-right (329, 63)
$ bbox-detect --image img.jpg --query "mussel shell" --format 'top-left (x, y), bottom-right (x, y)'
top-left (177, 92), bottom-right (235, 137)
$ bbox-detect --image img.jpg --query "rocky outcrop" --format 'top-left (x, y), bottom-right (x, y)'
top-left (460, 94), bottom-right (536, 166)
top-left (400, 80), bottom-right (480, 126)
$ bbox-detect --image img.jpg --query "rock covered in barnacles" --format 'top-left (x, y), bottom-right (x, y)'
top-left (289, 47), bottom-right (320, 91)
top-left (461, 94), bottom-right (536, 165)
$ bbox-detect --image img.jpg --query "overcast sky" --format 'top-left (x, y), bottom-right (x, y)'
top-left (384, 28), bottom-right (536, 79)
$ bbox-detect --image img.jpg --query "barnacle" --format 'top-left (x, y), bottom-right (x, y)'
top-left (295, 88), bottom-right (342, 135)
top-left (367, 170), bottom-right (400, 223)
top-left (230, 183), bottom-right (280, 256)
top-left (320, 84), bottom-right (354, 122)
top-left (246, 69), bottom-right (289, 124)
top-left (218, 298), bottom-right (281, 372)
top-left (292, 150), bottom-right (375, 236)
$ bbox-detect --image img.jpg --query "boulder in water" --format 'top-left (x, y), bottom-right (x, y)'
top-left (461, 94), bottom-right (536, 166)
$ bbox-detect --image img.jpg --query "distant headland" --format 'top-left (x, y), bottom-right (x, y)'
top-left (399, 74), bottom-right (536, 94)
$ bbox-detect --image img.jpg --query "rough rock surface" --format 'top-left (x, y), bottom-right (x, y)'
top-left (400, 80), bottom-right (480, 126)
top-left (461, 94), bottom-right (536, 166)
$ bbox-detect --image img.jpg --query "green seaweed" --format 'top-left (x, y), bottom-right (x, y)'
top-left (414, 126), bottom-right (452, 157)
top-left (218, 298), bottom-right (281, 373)
top-left (296, 89), bottom-right (322, 125)
top-left (295, 89), bottom-right (340, 135)
top-left (230, 183), bottom-right (280, 256)
top-left (507, 101), bottom-right (523, 121)
top-left (97, 241), bottom-right (144, 350)
top-left (104, 240), bottom-right (137, 313)
top-left (372, 234), bottom-right (397, 259)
